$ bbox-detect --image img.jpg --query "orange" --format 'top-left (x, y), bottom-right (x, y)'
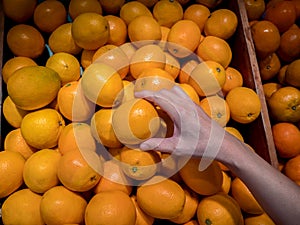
top-left (92, 44), bottom-right (118, 62)
top-left (152, 0), bottom-right (184, 28)
top-left (6, 24), bottom-right (45, 58)
top-left (2, 56), bottom-right (37, 84)
top-left (285, 59), bottom-right (300, 88)
top-left (90, 108), bottom-right (123, 148)
top-left (164, 52), bottom-right (180, 79)
top-left (183, 4), bottom-right (210, 32)
top-left (220, 170), bottom-right (232, 194)
top-left (167, 19), bottom-right (201, 58)
top-left (136, 175), bottom-right (185, 219)
top-left (284, 154), bottom-right (300, 185)
top-left (0, 151), bottom-right (25, 198)
top-left (197, 192), bottom-right (243, 225)
top-left (93, 160), bottom-right (132, 195)
top-left (178, 83), bottom-right (200, 104)
top-left (23, 149), bottom-right (61, 193)
top-left (131, 195), bottom-right (155, 225)
top-left (244, 0), bottom-right (266, 21)
top-left (57, 80), bottom-right (95, 122)
top-left (71, 12), bottom-right (109, 50)
top-left (57, 149), bottom-right (102, 192)
top-left (262, 82), bottom-right (282, 102)
top-left (204, 9), bottom-right (238, 40)
top-left (137, 0), bottom-right (158, 7)
top-left (85, 190), bottom-right (136, 225)
top-left (179, 157), bottom-right (223, 195)
top-left (104, 15), bottom-right (128, 46)
top-left (81, 62), bottom-right (124, 107)
top-left (119, 146), bottom-right (161, 181)
top-left (272, 122), bottom-right (300, 158)
top-left (258, 52), bottom-right (281, 81)
top-left (250, 20), bottom-right (281, 59)
top-left (33, 0), bottom-right (67, 33)
top-left (170, 186), bottom-right (200, 224)
top-left (4, 128), bottom-right (37, 159)
top-left (226, 86), bottom-right (261, 124)
top-left (130, 44), bottom-right (166, 79)
top-left (111, 98), bottom-right (161, 145)
top-left (3, 0), bottom-right (37, 23)
top-left (134, 67), bottom-right (175, 92)
top-left (224, 126), bottom-right (244, 142)
top-left (264, 0), bottom-right (297, 33)
top-left (231, 177), bottom-right (264, 215)
top-left (291, 0), bottom-right (300, 19)
top-left (80, 49), bottom-right (96, 69)
top-left (99, 0), bottom-right (125, 14)
top-left (40, 185), bottom-right (87, 225)
top-left (7, 65), bottom-right (61, 111)
top-left (267, 86), bottom-right (300, 122)
top-left (120, 1), bottom-right (152, 25)
top-left (188, 60), bottom-right (226, 97)
top-left (244, 213), bottom-right (276, 225)
top-left (68, 0), bottom-right (102, 20)
top-left (177, 0), bottom-right (191, 5)
top-left (199, 95), bottom-right (230, 127)
top-left (179, 59), bottom-right (199, 84)
top-left (20, 108), bottom-right (65, 149)
top-left (128, 15), bottom-right (162, 46)
top-left (46, 52), bottom-right (81, 86)
top-left (196, 35), bottom-right (232, 68)
top-left (183, 220), bottom-right (199, 225)
top-left (1, 188), bottom-right (44, 225)
top-left (92, 44), bottom-right (130, 79)
top-left (58, 122), bottom-right (97, 155)
top-left (222, 66), bottom-right (244, 96)
top-left (277, 26), bottom-right (300, 63)
top-left (277, 64), bottom-right (288, 85)
top-left (2, 96), bottom-right (28, 128)
top-left (195, 0), bottom-right (223, 9)
top-left (48, 23), bottom-right (82, 55)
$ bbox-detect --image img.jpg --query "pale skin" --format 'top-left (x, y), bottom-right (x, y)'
top-left (135, 85), bottom-right (300, 225)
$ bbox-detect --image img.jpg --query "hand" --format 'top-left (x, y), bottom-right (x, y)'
top-left (134, 85), bottom-right (227, 170)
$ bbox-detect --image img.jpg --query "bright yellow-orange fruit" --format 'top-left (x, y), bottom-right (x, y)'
top-left (7, 66), bottom-right (61, 111)
top-left (0, 151), bottom-right (25, 198)
top-left (136, 175), bottom-right (186, 219)
top-left (81, 63), bottom-right (124, 107)
top-left (71, 12), bottom-right (109, 50)
top-left (85, 190), bottom-right (136, 225)
top-left (1, 188), bottom-right (44, 225)
top-left (40, 185), bottom-right (87, 225)
top-left (112, 98), bottom-right (161, 145)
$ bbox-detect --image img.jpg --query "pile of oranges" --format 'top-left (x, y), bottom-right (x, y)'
top-left (245, 0), bottom-right (300, 187)
top-left (0, 0), bottom-right (285, 224)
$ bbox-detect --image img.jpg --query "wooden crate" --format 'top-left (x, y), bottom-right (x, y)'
top-left (0, 0), bottom-right (278, 224)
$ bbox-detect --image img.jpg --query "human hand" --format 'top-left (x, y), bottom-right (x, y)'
top-left (135, 85), bottom-right (226, 170)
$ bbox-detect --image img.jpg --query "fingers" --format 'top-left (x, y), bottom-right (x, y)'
top-left (139, 137), bottom-right (176, 153)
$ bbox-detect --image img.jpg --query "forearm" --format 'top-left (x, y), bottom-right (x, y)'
top-left (218, 134), bottom-right (300, 225)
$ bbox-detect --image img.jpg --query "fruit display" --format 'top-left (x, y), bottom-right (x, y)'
top-left (245, 0), bottom-right (300, 186)
top-left (0, 0), bottom-right (285, 224)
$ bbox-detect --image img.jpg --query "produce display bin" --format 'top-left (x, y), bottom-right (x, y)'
top-left (0, 0), bottom-right (279, 224)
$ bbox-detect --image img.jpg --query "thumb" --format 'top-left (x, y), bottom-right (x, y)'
top-left (139, 137), bottom-right (175, 153)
